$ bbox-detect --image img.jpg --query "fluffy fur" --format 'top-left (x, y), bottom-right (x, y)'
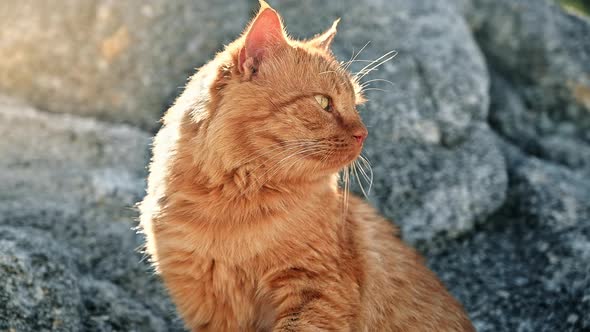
top-left (139, 2), bottom-right (475, 331)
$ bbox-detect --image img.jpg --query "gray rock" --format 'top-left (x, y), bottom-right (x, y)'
top-left (434, 1), bottom-right (590, 330)
top-left (489, 73), bottom-right (590, 175)
top-left (80, 278), bottom-right (172, 332)
top-left (462, 0), bottom-right (590, 143)
top-left (273, 0), bottom-right (505, 243)
top-left (0, 96), bottom-right (182, 331)
top-left (0, 96), bottom-right (148, 222)
top-left (0, 1), bottom-right (249, 129)
top-left (443, 2), bottom-right (590, 329)
top-left (0, 226), bottom-right (82, 332)
top-left (372, 125), bottom-right (507, 245)
top-left (426, 154), bottom-right (590, 332)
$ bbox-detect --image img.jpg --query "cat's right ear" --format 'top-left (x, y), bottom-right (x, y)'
top-left (308, 18), bottom-right (340, 51)
top-left (238, 2), bottom-right (288, 79)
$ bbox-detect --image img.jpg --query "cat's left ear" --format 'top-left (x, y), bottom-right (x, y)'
top-left (238, 2), bottom-right (288, 78)
top-left (308, 18), bottom-right (340, 51)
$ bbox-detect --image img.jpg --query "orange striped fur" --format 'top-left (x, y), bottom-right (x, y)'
top-left (139, 2), bottom-right (474, 331)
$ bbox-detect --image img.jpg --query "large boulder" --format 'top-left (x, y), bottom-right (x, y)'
top-left (0, 96), bottom-right (182, 331)
top-left (273, 0), bottom-right (507, 244)
top-left (461, 0), bottom-right (590, 169)
top-left (427, 148), bottom-right (590, 332)
top-left (0, 1), bottom-right (249, 129)
top-left (434, 1), bottom-right (590, 329)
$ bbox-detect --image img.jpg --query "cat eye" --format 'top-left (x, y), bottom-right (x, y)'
top-left (314, 95), bottom-right (331, 112)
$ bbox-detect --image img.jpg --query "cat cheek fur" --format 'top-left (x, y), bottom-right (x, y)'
top-left (139, 1), bottom-right (475, 331)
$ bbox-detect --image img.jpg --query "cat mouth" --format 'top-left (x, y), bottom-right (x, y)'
top-left (310, 145), bottom-right (362, 169)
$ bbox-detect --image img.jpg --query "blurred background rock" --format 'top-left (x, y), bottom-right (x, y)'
top-left (0, 0), bottom-right (588, 331)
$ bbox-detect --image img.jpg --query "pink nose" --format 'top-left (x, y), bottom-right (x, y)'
top-left (352, 129), bottom-right (368, 145)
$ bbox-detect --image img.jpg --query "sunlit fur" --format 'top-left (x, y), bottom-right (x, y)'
top-left (139, 2), bottom-right (474, 331)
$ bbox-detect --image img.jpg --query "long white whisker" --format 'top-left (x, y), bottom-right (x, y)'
top-left (360, 78), bottom-right (396, 88)
top-left (246, 146), bottom-right (327, 192)
top-left (354, 50), bottom-right (397, 80)
top-left (361, 88), bottom-right (388, 93)
top-left (352, 162), bottom-right (368, 199)
top-left (354, 161), bottom-right (369, 198)
top-left (234, 140), bottom-right (323, 166)
top-left (358, 155), bottom-right (374, 194)
top-left (239, 148), bottom-right (327, 200)
top-left (230, 145), bottom-right (331, 199)
top-left (343, 41), bottom-right (371, 71)
top-left (355, 51), bottom-right (398, 82)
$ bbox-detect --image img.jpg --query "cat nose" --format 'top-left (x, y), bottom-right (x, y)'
top-left (352, 128), bottom-right (368, 145)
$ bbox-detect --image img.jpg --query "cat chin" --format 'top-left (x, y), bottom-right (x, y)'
top-left (323, 152), bottom-right (362, 171)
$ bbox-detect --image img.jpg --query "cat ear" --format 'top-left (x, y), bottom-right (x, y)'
top-left (238, 1), bottom-right (287, 77)
top-left (308, 18), bottom-right (340, 51)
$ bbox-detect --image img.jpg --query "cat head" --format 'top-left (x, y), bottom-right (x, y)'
top-left (205, 1), bottom-right (367, 182)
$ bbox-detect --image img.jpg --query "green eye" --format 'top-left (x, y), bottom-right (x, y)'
top-left (314, 95), bottom-right (331, 112)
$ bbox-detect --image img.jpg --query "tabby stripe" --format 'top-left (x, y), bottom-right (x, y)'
top-left (276, 288), bottom-right (324, 321)
top-left (274, 94), bottom-right (313, 109)
top-left (269, 267), bottom-right (321, 288)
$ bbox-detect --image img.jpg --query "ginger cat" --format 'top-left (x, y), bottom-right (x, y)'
top-left (139, 2), bottom-right (475, 331)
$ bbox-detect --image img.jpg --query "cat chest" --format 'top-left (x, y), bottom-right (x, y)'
top-left (192, 257), bottom-right (265, 330)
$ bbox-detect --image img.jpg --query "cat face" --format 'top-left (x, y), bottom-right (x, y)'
top-left (209, 3), bottom-right (367, 181)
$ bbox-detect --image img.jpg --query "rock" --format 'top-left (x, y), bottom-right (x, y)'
top-left (489, 73), bottom-right (590, 175)
top-left (372, 125), bottom-right (507, 245)
top-left (462, 0), bottom-right (590, 143)
top-left (436, 1), bottom-right (590, 329)
top-left (426, 154), bottom-right (590, 332)
top-left (444, 2), bottom-right (590, 329)
top-left (0, 96), bottom-right (182, 331)
top-left (0, 1), bottom-right (249, 129)
top-left (0, 226), bottom-right (81, 331)
top-left (80, 278), bottom-right (172, 332)
top-left (273, 0), bottom-right (506, 243)
top-left (0, 95), bottom-right (148, 232)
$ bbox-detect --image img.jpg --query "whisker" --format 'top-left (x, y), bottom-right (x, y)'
top-left (354, 160), bottom-right (371, 197)
top-left (353, 50), bottom-right (397, 80)
top-left (355, 51), bottom-right (398, 82)
top-left (343, 41), bottom-right (371, 71)
top-left (233, 139), bottom-right (323, 166)
top-left (250, 144), bottom-right (328, 174)
top-left (275, 149), bottom-right (327, 178)
top-left (360, 78), bottom-right (396, 89)
top-left (339, 165), bottom-right (351, 224)
top-left (358, 155), bottom-right (374, 194)
top-left (238, 149), bottom-right (327, 200)
top-left (243, 146), bottom-right (327, 196)
top-left (345, 60), bottom-right (378, 63)
top-left (361, 88), bottom-right (388, 93)
top-left (352, 162), bottom-right (369, 199)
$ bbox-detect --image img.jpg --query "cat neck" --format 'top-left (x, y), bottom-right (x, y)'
top-left (162, 154), bottom-right (346, 261)
top-left (188, 158), bottom-right (341, 224)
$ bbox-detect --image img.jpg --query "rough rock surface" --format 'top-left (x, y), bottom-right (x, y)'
top-left (0, 97), bottom-right (183, 331)
top-left (1, 0), bottom-right (589, 331)
top-left (0, 226), bottom-right (81, 331)
top-left (0, 1), bottom-right (248, 129)
top-left (427, 148), bottom-right (590, 332)
top-left (490, 73), bottom-right (590, 177)
top-left (462, 0), bottom-right (590, 169)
